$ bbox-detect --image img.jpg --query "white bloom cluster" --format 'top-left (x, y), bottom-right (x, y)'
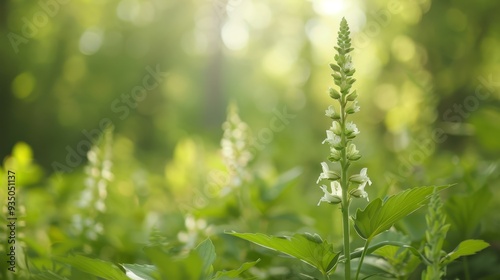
top-left (177, 215), bottom-right (213, 250)
top-left (221, 104), bottom-right (253, 191)
top-left (72, 128), bottom-right (113, 240)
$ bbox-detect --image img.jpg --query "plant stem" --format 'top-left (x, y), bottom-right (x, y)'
top-left (341, 193), bottom-right (351, 279)
top-left (355, 239), bottom-right (371, 280)
top-left (463, 256), bottom-right (470, 280)
top-left (340, 96), bottom-right (351, 280)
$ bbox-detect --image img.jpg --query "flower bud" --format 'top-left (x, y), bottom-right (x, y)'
top-left (346, 143), bottom-right (361, 161)
top-left (349, 187), bottom-right (368, 200)
top-left (329, 149), bottom-right (341, 162)
top-left (330, 121), bottom-right (342, 135)
top-left (347, 90), bottom-right (358, 101)
top-left (329, 87), bottom-right (341, 99)
top-left (329, 63), bottom-right (340, 72)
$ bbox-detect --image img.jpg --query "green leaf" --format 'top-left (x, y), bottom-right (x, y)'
top-left (229, 232), bottom-right (339, 274)
top-left (354, 185), bottom-right (450, 240)
top-left (445, 186), bottom-right (492, 241)
top-left (121, 264), bottom-right (158, 280)
top-left (144, 245), bottom-right (203, 279)
top-left (212, 259), bottom-right (260, 279)
top-left (197, 238), bottom-right (216, 280)
top-left (353, 256), bottom-right (396, 279)
top-left (31, 270), bottom-right (71, 280)
top-left (443, 239), bottom-right (490, 264)
top-left (259, 167), bottom-right (301, 203)
top-left (55, 255), bottom-right (128, 280)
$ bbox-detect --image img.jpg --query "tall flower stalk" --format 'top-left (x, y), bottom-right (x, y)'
top-left (72, 127), bottom-right (113, 241)
top-left (422, 187), bottom-right (449, 280)
top-left (316, 18), bottom-right (371, 280)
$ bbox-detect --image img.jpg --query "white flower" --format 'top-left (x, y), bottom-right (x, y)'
top-left (351, 101), bottom-right (360, 113)
top-left (316, 162), bottom-right (340, 183)
top-left (349, 168), bottom-right (372, 201)
top-left (322, 130), bottom-right (342, 148)
top-left (345, 122), bottom-right (359, 136)
top-left (325, 105), bottom-right (336, 118)
top-left (344, 60), bottom-right (354, 71)
top-left (318, 181), bottom-right (342, 206)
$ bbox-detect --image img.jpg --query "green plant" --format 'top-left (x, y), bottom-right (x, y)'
top-left (421, 188), bottom-right (489, 280)
top-left (38, 238), bottom-right (259, 280)
top-left (14, 16), bottom-right (495, 280)
top-left (422, 187), bottom-right (450, 279)
top-left (229, 18), bottom-right (489, 280)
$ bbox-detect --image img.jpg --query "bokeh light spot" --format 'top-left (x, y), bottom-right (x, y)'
top-left (12, 72), bottom-right (36, 99)
top-left (117, 0), bottom-right (155, 26)
top-left (374, 84), bottom-right (398, 111)
top-left (391, 35), bottom-right (415, 62)
top-left (221, 19), bottom-right (249, 50)
top-left (63, 56), bottom-right (87, 83)
top-left (79, 28), bottom-right (104, 55)
top-left (244, 2), bottom-right (272, 29)
top-left (262, 42), bottom-right (298, 78)
top-left (446, 8), bottom-right (468, 32)
top-left (313, 0), bottom-right (346, 16)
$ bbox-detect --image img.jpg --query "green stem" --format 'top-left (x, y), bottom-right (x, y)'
top-left (340, 95), bottom-right (351, 280)
top-left (355, 239), bottom-right (371, 280)
top-left (463, 256), bottom-right (470, 280)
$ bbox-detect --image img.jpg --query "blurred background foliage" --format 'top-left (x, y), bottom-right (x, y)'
top-left (1, 0), bottom-right (500, 279)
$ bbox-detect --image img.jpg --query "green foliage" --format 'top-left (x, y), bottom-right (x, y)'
top-left (2, 0), bottom-right (499, 278)
top-left (422, 187), bottom-right (450, 279)
top-left (212, 260), bottom-right (261, 280)
top-left (121, 264), bottom-right (157, 280)
top-left (445, 186), bottom-right (493, 242)
top-left (443, 239), bottom-right (490, 265)
top-left (370, 231), bottom-right (422, 278)
top-left (230, 232), bottom-right (340, 275)
top-left (353, 186), bottom-right (450, 241)
top-left (55, 255), bottom-right (129, 280)
top-left (54, 238), bottom-right (259, 280)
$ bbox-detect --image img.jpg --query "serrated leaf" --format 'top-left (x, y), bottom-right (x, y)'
top-left (55, 255), bottom-right (128, 280)
top-left (212, 259), bottom-right (260, 279)
top-left (229, 232), bottom-right (339, 274)
top-left (353, 185), bottom-right (450, 240)
top-left (121, 264), bottom-right (157, 280)
top-left (443, 239), bottom-right (490, 264)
